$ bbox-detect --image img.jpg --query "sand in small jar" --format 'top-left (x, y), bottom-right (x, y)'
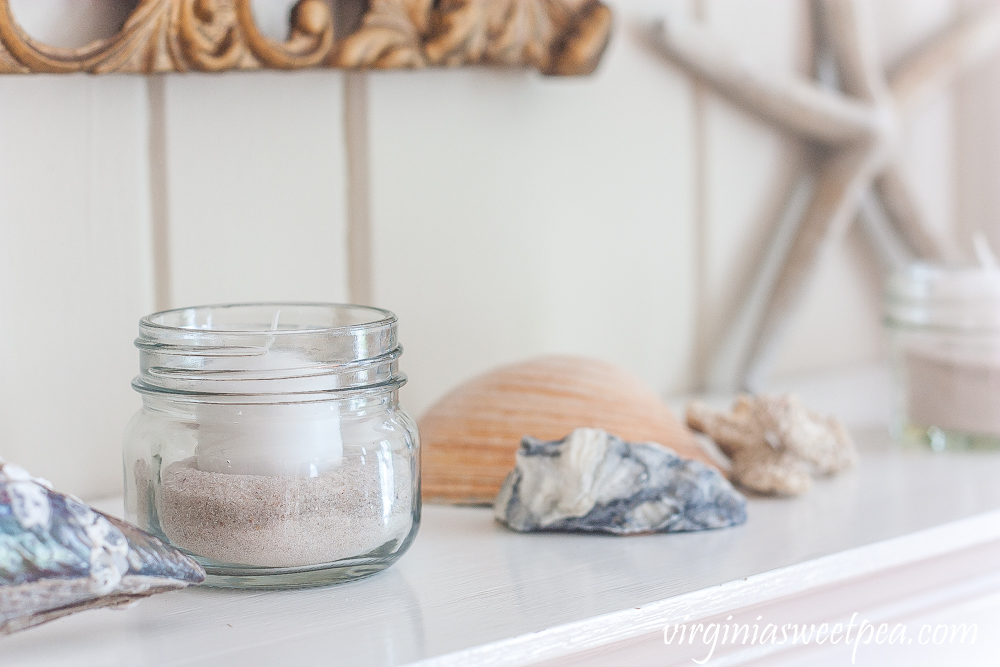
top-left (151, 458), bottom-right (413, 568)
top-left (906, 348), bottom-right (1000, 436)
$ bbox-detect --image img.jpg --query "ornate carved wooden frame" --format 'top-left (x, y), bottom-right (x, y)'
top-left (0, 0), bottom-right (612, 75)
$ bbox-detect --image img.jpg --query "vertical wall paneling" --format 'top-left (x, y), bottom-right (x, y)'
top-left (368, 0), bottom-right (698, 418)
top-left (147, 76), bottom-right (172, 311)
top-left (344, 71), bottom-right (373, 306)
top-left (161, 71), bottom-right (350, 307)
top-left (690, 1), bottom-right (710, 390)
top-left (0, 76), bottom-right (154, 499)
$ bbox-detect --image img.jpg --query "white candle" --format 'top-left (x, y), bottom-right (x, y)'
top-left (888, 245), bottom-right (1000, 441)
top-left (193, 348), bottom-right (344, 477)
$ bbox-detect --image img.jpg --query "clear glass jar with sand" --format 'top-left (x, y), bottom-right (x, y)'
top-left (123, 303), bottom-right (420, 588)
top-left (886, 263), bottom-right (1000, 451)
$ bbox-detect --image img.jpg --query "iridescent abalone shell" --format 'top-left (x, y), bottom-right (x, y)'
top-left (1, 459), bottom-right (204, 635)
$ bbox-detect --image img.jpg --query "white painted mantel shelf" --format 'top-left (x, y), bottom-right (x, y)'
top-left (5, 371), bottom-right (1000, 667)
top-left (4, 431), bottom-right (1000, 666)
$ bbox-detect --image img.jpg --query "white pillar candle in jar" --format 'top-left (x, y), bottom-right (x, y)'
top-left (195, 401), bottom-right (343, 477)
top-left (124, 302), bottom-right (419, 587)
top-left (885, 253), bottom-right (1000, 449)
top-left (188, 326), bottom-right (346, 477)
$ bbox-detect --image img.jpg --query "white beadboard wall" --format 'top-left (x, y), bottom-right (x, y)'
top-left (0, 75), bottom-right (153, 498)
top-left (367, 0), bottom-right (698, 418)
top-left (0, 0), bottom-right (989, 498)
top-left (160, 70), bottom-right (350, 308)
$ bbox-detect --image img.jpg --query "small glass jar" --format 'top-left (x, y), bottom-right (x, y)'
top-left (885, 263), bottom-right (1000, 451)
top-left (122, 303), bottom-right (420, 589)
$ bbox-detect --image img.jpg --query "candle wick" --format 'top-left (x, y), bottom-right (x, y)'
top-left (264, 310), bottom-right (282, 353)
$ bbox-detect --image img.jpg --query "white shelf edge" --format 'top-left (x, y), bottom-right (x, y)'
top-left (412, 508), bottom-right (1000, 667)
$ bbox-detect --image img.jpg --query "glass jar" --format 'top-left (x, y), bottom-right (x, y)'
top-left (885, 263), bottom-right (1000, 451)
top-left (122, 303), bottom-right (420, 589)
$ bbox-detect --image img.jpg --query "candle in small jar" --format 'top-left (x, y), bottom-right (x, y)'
top-left (125, 303), bottom-right (419, 586)
top-left (192, 348), bottom-right (344, 477)
top-left (886, 259), bottom-right (1000, 449)
top-left (195, 402), bottom-right (343, 477)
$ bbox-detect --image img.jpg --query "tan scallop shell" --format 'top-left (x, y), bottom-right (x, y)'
top-left (418, 355), bottom-right (715, 504)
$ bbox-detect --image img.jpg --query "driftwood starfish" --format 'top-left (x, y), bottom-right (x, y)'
top-left (647, 0), bottom-right (1000, 390)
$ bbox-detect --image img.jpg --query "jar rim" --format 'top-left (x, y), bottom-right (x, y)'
top-left (885, 263), bottom-right (1000, 332)
top-left (140, 302), bottom-right (396, 336)
top-left (134, 302), bottom-right (404, 399)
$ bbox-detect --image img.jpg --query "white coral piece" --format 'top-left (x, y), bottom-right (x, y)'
top-left (686, 394), bottom-right (857, 496)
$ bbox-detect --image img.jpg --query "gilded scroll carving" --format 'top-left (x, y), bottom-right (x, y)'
top-left (0, 0), bottom-right (611, 75)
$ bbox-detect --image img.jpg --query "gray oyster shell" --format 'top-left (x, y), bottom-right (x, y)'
top-left (0, 458), bottom-right (204, 635)
top-left (494, 428), bottom-right (747, 534)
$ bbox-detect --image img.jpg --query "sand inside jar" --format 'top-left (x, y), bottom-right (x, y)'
top-left (151, 458), bottom-right (413, 568)
top-left (906, 347), bottom-right (1000, 436)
